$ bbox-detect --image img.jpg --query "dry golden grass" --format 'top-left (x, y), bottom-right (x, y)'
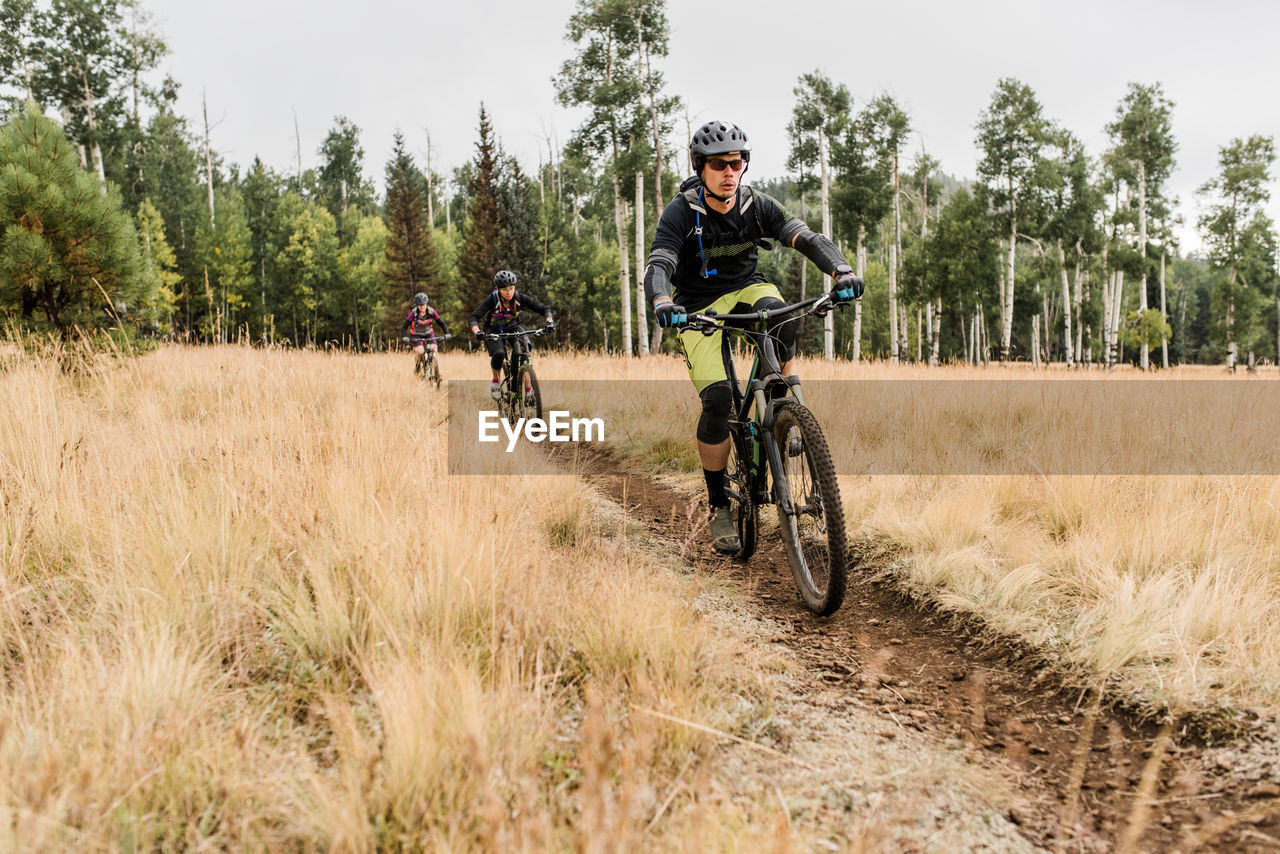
top-left (555, 350), bottom-right (1280, 720)
top-left (0, 344), bottom-right (766, 850)
top-left (0, 343), bottom-right (1036, 851)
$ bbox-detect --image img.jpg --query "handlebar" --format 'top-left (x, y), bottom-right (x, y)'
top-left (482, 326), bottom-right (553, 341)
top-left (404, 333), bottom-right (451, 342)
top-left (684, 293), bottom-right (836, 332)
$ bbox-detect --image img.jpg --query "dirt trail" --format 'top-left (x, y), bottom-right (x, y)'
top-left (566, 448), bottom-right (1280, 853)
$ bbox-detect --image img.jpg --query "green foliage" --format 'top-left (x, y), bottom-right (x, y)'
top-left (195, 185), bottom-right (253, 341)
top-left (382, 130), bottom-right (438, 335)
top-left (1119, 307), bottom-right (1172, 351)
top-left (333, 209), bottom-right (387, 349)
top-left (134, 196), bottom-right (178, 332)
top-left (317, 115), bottom-right (376, 234)
top-left (0, 104), bottom-right (147, 334)
top-left (458, 106), bottom-right (504, 310)
top-left (266, 191), bottom-right (338, 345)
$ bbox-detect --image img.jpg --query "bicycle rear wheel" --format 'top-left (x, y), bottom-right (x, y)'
top-left (725, 430), bottom-right (757, 561)
top-left (771, 401), bottom-right (848, 616)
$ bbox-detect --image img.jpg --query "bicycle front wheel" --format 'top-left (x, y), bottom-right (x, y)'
top-left (725, 430), bottom-right (757, 561)
top-left (771, 401), bottom-right (848, 616)
top-left (506, 366), bottom-right (542, 422)
top-left (428, 354), bottom-right (441, 388)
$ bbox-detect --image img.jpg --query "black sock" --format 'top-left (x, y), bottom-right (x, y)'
top-left (704, 468), bottom-right (728, 509)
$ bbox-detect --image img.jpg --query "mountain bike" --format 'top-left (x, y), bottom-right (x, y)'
top-left (405, 333), bottom-right (451, 388)
top-left (483, 326), bottom-right (551, 421)
top-left (683, 294), bottom-right (850, 616)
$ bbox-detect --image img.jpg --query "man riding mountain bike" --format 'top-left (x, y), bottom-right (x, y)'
top-left (643, 120), bottom-right (864, 555)
top-left (469, 270), bottom-right (554, 403)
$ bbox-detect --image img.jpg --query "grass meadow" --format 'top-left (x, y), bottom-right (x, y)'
top-left (1, 342), bottom-right (1039, 852)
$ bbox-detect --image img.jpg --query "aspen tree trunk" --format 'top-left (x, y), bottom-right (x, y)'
top-left (1074, 241), bottom-right (1085, 366)
top-left (613, 170), bottom-right (632, 356)
top-left (1160, 249), bottom-right (1169, 369)
top-left (1226, 268), bottom-right (1238, 370)
top-left (425, 133), bottom-right (435, 227)
top-left (965, 312), bottom-right (973, 364)
top-left (1002, 176), bottom-right (1017, 361)
top-left (1042, 288), bottom-right (1051, 363)
top-left (1032, 315), bottom-right (1041, 367)
top-left (635, 171), bottom-right (649, 355)
top-left (888, 149), bottom-right (900, 364)
top-left (916, 308), bottom-right (922, 362)
top-left (1058, 240), bottom-right (1074, 366)
top-left (899, 304), bottom-right (909, 363)
top-left (852, 222), bottom-right (865, 363)
top-left (78, 63), bottom-right (106, 183)
top-left (931, 297), bottom-right (942, 365)
top-left (293, 112), bottom-right (302, 187)
top-left (1137, 161), bottom-right (1149, 370)
top-left (820, 126), bottom-right (834, 361)
top-left (1111, 270), bottom-right (1125, 367)
top-left (799, 194), bottom-right (808, 340)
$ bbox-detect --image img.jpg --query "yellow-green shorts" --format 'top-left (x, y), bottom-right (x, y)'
top-left (677, 282), bottom-right (783, 393)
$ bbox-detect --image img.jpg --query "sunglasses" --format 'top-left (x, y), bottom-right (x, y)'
top-left (705, 157), bottom-right (747, 173)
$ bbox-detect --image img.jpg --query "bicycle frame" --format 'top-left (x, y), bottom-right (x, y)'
top-left (689, 294), bottom-right (833, 516)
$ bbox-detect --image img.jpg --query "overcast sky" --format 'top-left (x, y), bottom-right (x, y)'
top-left (147, 0), bottom-right (1280, 254)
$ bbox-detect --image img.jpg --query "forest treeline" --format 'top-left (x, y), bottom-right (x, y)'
top-left (0, 0), bottom-right (1276, 366)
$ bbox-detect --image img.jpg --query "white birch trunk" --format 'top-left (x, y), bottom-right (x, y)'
top-left (1058, 240), bottom-right (1074, 366)
top-left (820, 126), bottom-right (834, 361)
top-left (1032, 315), bottom-right (1041, 367)
top-left (613, 172), bottom-right (632, 356)
top-left (888, 150), bottom-right (900, 364)
top-left (1137, 161), bottom-right (1149, 370)
top-left (852, 221), bottom-right (865, 363)
top-left (1073, 241), bottom-right (1084, 366)
top-left (1112, 270), bottom-right (1125, 367)
top-left (1160, 248), bottom-right (1169, 369)
top-left (931, 296), bottom-right (942, 366)
top-left (1002, 178), bottom-right (1017, 361)
top-left (635, 171), bottom-right (649, 355)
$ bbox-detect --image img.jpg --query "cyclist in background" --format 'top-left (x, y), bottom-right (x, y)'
top-left (470, 270), bottom-right (554, 402)
top-left (402, 292), bottom-right (450, 374)
top-left (644, 120), bottom-right (863, 554)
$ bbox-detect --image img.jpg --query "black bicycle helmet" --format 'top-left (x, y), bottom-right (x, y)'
top-left (494, 270), bottom-right (518, 288)
top-left (689, 120), bottom-right (751, 174)
top-left (414, 292), bottom-right (429, 306)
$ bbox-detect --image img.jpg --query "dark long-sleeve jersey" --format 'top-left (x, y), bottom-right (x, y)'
top-left (469, 290), bottom-right (553, 331)
top-left (403, 306), bottom-right (449, 339)
top-left (643, 181), bottom-right (849, 312)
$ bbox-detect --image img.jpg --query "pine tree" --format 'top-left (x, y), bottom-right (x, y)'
top-left (458, 105), bottom-right (502, 310)
top-left (382, 130), bottom-right (437, 337)
top-left (0, 104), bottom-right (147, 335)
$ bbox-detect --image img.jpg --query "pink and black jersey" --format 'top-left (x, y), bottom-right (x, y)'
top-left (403, 306), bottom-right (449, 339)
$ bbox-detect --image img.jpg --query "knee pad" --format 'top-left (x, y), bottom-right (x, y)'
top-left (490, 353), bottom-right (504, 371)
top-left (696, 382), bottom-right (733, 444)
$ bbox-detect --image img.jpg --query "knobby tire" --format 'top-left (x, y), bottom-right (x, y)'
top-left (772, 401), bottom-right (848, 616)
